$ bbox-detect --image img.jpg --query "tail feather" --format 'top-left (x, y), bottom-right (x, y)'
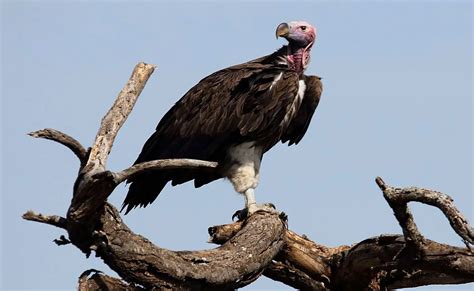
top-left (122, 132), bottom-right (230, 214)
top-left (194, 172), bottom-right (221, 188)
top-left (122, 173), bottom-right (168, 214)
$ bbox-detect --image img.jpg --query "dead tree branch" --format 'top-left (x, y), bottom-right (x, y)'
top-left (209, 179), bottom-right (474, 290)
top-left (376, 177), bottom-right (474, 248)
top-left (28, 128), bottom-right (88, 167)
top-left (69, 62), bottom-right (157, 223)
top-left (22, 210), bottom-right (67, 229)
top-left (114, 158), bottom-right (218, 183)
top-left (23, 62), bottom-right (474, 290)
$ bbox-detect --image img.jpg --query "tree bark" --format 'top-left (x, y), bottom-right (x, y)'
top-left (23, 63), bottom-right (474, 290)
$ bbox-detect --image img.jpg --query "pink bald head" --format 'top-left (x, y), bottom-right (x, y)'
top-left (276, 21), bottom-right (317, 73)
top-left (276, 21), bottom-right (316, 49)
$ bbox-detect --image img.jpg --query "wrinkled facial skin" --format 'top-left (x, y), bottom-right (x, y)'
top-left (276, 21), bottom-right (316, 49)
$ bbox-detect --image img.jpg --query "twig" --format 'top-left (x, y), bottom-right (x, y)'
top-left (28, 129), bottom-right (87, 166)
top-left (114, 158), bottom-right (218, 183)
top-left (22, 210), bottom-right (67, 229)
top-left (376, 177), bottom-right (426, 250)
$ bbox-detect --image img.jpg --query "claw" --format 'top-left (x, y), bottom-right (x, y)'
top-left (232, 208), bottom-right (248, 221)
top-left (232, 210), bottom-right (241, 221)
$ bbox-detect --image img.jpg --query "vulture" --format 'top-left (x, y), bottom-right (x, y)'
top-left (122, 21), bottom-right (322, 214)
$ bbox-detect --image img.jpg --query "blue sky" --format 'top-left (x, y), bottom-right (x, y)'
top-left (1, 1), bottom-right (472, 290)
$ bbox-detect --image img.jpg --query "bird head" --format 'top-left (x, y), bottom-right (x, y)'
top-left (276, 21), bottom-right (316, 50)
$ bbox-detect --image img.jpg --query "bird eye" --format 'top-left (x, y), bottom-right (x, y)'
top-left (301, 26), bottom-right (307, 31)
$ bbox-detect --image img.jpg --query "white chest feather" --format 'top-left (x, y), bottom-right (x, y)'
top-left (297, 79), bottom-right (306, 101)
top-left (283, 79), bottom-right (306, 124)
top-left (226, 142), bottom-right (263, 193)
top-left (228, 142), bottom-right (262, 169)
top-left (270, 72), bottom-right (283, 90)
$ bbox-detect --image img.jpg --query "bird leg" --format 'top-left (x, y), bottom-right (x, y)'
top-left (244, 188), bottom-right (258, 212)
top-left (232, 188), bottom-right (278, 221)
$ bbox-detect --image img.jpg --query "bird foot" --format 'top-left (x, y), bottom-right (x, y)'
top-left (232, 203), bottom-right (278, 221)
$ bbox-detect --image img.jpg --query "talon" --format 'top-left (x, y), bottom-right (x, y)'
top-left (231, 210), bottom-right (239, 221)
top-left (232, 209), bottom-right (248, 221)
top-left (232, 210), bottom-right (241, 221)
top-left (279, 211), bottom-right (288, 227)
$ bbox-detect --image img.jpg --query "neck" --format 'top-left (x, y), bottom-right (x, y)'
top-left (286, 44), bottom-right (311, 74)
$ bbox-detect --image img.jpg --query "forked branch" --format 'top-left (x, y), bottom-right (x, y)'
top-left (376, 177), bottom-right (474, 248)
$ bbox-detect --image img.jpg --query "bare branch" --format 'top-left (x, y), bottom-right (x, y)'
top-left (67, 63), bottom-right (156, 222)
top-left (22, 210), bottom-right (67, 229)
top-left (376, 177), bottom-right (426, 251)
top-left (92, 204), bottom-right (286, 289)
top-left (376, 177), bottom-right (474, 247)
top-left (208, 218), bottom-right (340, 289)
top-left (69, 158), bottom-right (217, 222)
top-left (114, 158), bottom-right (218, 183)
top-left (87, 62), bottom-right (156, 171)
top-left (28, 128), bottom-right (88, 166)
top-left (209, 194), bottom-right (474, 290)
top-left (333, 235), bottom-right (474, 290)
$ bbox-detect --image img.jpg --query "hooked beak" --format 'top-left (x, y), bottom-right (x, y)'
top-left (276, 22), bottom-right (290, 39)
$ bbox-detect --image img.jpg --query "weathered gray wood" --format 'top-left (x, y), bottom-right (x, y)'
top-left (22, 210), bottom-right (67, 229)
top-left (86, 62), bottom-right (156, 172)
top-left (69, 62), bottom-right (157, 223)
top-left (94, 204), bottom-right (285, 290)
top-left (210, 180), bottom-right (474, 290)
top-left (114, 158), bottom-right (218, 183)
top-left (28, 128), bottom-right (88, 167)
top-left (377, 177), bottom-right (474, 247)
top-left (333, 235), bottom-right (474, 290)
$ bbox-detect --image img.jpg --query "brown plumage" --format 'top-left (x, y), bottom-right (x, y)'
top-left (123, 21), bottom-right (322, 214)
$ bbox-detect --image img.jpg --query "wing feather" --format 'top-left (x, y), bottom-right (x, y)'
top-left (281, 75), bottom-right (323, 145)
